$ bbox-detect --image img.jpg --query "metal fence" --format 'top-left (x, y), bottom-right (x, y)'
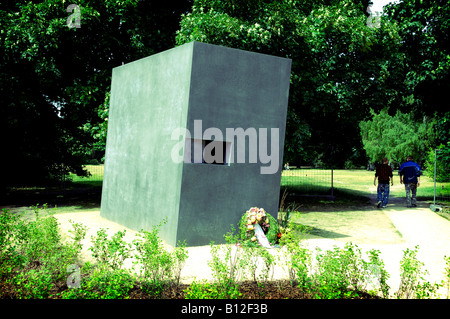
top-left (431, 149), bottom-right (450, 211)
top-left (1, 165), bottom-right (105, 206)
top-left (72, 165), bottom-right (336, 198)
top-left (52, 163), bottom-right (450, 208)
top-left (69, 165), bottom-right (104, 183)
top-left (280, 166), bottom-right (335, 199)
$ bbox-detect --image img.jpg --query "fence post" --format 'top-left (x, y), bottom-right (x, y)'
top-left (331, 168), bottom-right (334, 198)
top-left (61, 164), bottom-right (66, 198)
top-left (430, 148), bottom-right (443, 212)
top-left (434, 148), bottom-right (437, 205)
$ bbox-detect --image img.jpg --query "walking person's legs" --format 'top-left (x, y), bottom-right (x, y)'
top-left (382, 184), bottom-right (390, 207)
top-left (405, 183), bottom-right (412, 207)
top-left (377, 184), bottom-right (384, 208)
top-left (410, 183), bottom-right (417, 207)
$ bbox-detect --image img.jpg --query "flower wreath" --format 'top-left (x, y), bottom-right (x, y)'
top-left (239, 207), bottom-right (280, 246)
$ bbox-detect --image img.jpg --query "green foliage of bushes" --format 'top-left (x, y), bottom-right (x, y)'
top-left (63, 219), bottom-right (189, 299)
top-left (395, 245), bottom-right (443, 299)
top-left (0, 205), bottom-right (87, 298)
top-left (2, 206), bottom-right (450, 299)
top-left (89, 228), bottom-right (131, 269)
top-left (60, 263), bottom-right (136, 299)
top-left (132, 219), bottom-right (189, 294)
top-left (0, 206), bottom-right (189, 299)
top-left (423, 144), bottom-right (450, 183)
top-left (184, 280), bottom-right (241, 299)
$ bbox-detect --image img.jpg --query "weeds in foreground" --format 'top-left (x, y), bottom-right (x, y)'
top-left (367, 249), bottom-right (390, 298)
top-left (89, 228), bottom-right (131, 269)
top-left (1, 205), bottom-right (87, 298)
top-left (0, 206), bottom-right (190, 299)
top-left (2, 206), bottom-right (449, 299)
top-left (444, 255), bottom-right (450, 298)
top-left (60, 262), bottom-right (136, 299)
top-left (195, 223), bottom-right (389, 299)
top-left (206, 226), bottom-right (246, 298)
top-left (194, 220), bottom-right (448, 299)
top-left (132, 219), bottom-right (189, 294)
top-left (184, 280), bottom-right (241, 299)
top-left (278, 220), bottom-right (312, 287)
top-left (395, 245), bottom-right (442, 299)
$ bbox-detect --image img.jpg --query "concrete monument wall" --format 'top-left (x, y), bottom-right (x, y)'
top-left (101, 41), bottom-right (291, 246)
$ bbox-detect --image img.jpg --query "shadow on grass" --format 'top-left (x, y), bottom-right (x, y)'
top-left (1, 182), bottom-right (102, 211)
top-left (280, 185), bottom-right (372, 211)
top-left (279, 187), bottom-right (408, 243)
top-left (306, 226), bottom-right (349, 240)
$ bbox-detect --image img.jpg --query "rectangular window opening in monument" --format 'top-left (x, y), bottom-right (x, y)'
top-left (184, 138), bottom-right (231, 165)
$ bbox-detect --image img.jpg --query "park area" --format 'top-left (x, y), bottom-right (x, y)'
top-left (1, 167), bottom-right (450, 300)
top-left (2, 0), bottom-right (450, 306)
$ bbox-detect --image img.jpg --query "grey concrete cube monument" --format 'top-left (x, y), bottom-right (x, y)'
top-left (100, 41), bottom-right (291, 246)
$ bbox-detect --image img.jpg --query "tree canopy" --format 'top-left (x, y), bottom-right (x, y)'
top-left (176, 0), bottom-right (449, 170)
top-left (359, 109), bottom-right (436, 164)
top-left (1, 0), bottom-right (449, 187)
top-left (0, 0), bottom-right (192, 187)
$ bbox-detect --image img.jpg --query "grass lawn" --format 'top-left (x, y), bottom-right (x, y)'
top-left (65, 166), bottom-right (450, 206)
top-left (4, 167), bottom-right (449, 216)
top-left (282, 168), bottom-right (450, 202)
top-left (68, 164), bottom-right (104, 183)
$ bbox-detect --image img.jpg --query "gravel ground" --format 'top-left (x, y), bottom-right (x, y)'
top-left (50, 195), bottom-right (450, 298)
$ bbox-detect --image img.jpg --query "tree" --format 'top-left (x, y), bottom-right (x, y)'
top-left (0, 0), bottom-right (192, 188)
top-left (423, 111), bottom-right (450, 182)
top-left (176, 0), bottom-right (404, 168)
top-left (359, 109), bottom-right (436, 165)
top-left (381, 0), bottom-right (450, 177)
top-left (384, 0), bottom-right (450, 117)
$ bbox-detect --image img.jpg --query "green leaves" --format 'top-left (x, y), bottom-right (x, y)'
top-left (2, 0), bottom-right (448, 177)
top-left (176, 0), bottom-right (380, 166)
top-left (359, 109), bottom-right (436, 164)
top-left (384, 0), bottom-right (450, 115)
top-left (89, 228), bottom-right (131, 270)
top-left (132, 219), bottom-right (189, 290)
top-left (395, 245), bottom-right (442, 299)
top-left (0, 205), bottom-right (89, 298)
top-left (175, 0), bottom-right (450, 167)
top-left (1, 1), bottom-right (191, 186)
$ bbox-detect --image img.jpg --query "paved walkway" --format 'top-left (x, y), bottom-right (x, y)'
top-left (376, 197), bottom-right (450, 297)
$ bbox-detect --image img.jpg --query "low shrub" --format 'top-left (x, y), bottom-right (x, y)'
top-left (61, 263), bottom-right (135, 299)
top-left (89, 228), bottom-right (131, 269)
top-left (1, 205), bottom-right (87, 298)
top-left (367, 249), bottom-right (390, 298)
top-left (3, 205), bottom-right (449, 300)
top-left (445, 255), bottom-right (450, 298)
top-left (278, 220), bottom-right (312, 287)
top-left (132, 219), bottom-right (189, 297)
top-left (9, 268), bottom-right (55, 299)
top-left (184, 280), bottom-right (241, 299)
top-left (395, 245), bottom-right (442, 299)
top-left (313, 243), bottom-right (365, 298)
top-left (0, 209), bottom-right (27, 278)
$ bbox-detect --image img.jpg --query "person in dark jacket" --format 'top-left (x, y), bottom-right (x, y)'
top-left (374, 157), bottom-right (393, 208)
top-left (399, 156), bottom-right (422, 208)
